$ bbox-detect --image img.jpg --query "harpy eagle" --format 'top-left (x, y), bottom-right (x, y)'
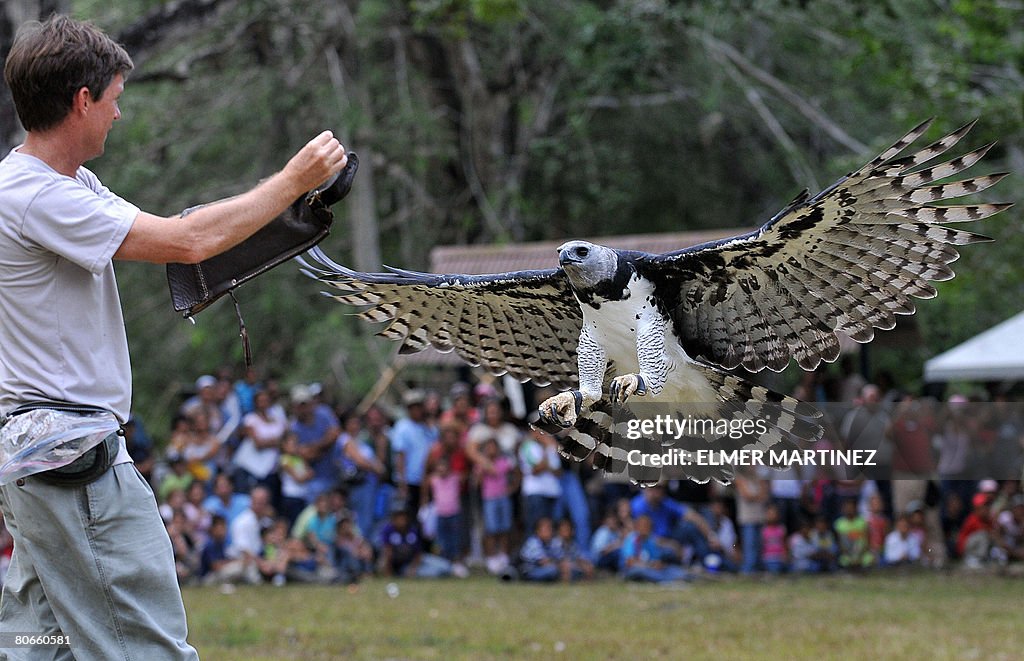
top-left (300, 119), bottom-right (1010, 484)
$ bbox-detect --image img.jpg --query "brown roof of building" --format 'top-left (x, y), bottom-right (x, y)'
top-left (389, 228), bottom-right (904, 373)
top-left (429, 228), bottom-right (750, 275)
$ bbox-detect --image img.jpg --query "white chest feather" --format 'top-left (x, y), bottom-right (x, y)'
top-left (580, 275), bottom-right (654, 370)
top-left (579, 274), bottom-right (717, 403)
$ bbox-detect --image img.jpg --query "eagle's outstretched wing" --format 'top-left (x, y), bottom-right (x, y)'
top-left (299, 247), bottom-right (583, 388)
top-left (641, 119), bottom-right (1011, 373)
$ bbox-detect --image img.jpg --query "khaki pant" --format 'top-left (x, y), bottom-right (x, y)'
top-left (892, 477), bottom-right (946, 567)
top-left (0, 464), bottom-right (198, 660)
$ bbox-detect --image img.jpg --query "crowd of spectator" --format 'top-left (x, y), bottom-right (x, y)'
top-left (3, 359), bottom-right (1021, 589)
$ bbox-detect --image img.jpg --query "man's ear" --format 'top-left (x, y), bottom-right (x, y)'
top-left (72, 86), bottom-right (92, 114)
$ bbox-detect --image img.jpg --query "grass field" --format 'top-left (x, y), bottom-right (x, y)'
top-left (182, 572), bottom-right (1021, 660)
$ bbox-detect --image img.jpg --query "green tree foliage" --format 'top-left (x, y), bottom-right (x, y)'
top-left (16, 0), bottom-right (1019, 430)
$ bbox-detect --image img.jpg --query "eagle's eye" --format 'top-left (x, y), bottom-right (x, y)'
top-left (575, 246), bottom-right (590, 258)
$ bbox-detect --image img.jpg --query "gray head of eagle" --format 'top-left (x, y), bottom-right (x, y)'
top-left (557, 240), bottom-right (625, 296)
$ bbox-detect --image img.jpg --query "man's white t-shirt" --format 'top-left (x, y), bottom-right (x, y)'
top-left (0, 148), bottom-right (139, 465)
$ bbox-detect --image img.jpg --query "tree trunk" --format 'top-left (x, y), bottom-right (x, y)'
top-left (348, 143), bottom-right (381, 271)
top-left (326, 3), bottom-right (382, 271)
top-left (0, 0), bottom-right (70, 154)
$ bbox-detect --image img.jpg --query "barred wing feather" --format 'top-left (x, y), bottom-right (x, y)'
top-left (299, 247), bottom-right (583, 389)
top-left (645, 119), bottom-right (1011, 373)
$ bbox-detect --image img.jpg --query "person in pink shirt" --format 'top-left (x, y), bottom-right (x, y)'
top-left (478, 438), bottom-right (515, 573)
top-left (761, 503), bottom-right (789, 574)
top-left (424, 458), bottom-right (465, 575)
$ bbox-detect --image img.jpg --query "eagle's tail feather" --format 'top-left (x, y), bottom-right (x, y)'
top-left (546, 401), bottom-right (734, 487)
top-left (703, 370), bottom-right (824, 445)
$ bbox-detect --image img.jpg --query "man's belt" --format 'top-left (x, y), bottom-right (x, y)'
top-left (5, 401), bottom-right (123, 487)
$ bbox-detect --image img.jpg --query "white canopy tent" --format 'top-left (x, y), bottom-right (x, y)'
top-left (924, 311), bottom-right (1024, 382)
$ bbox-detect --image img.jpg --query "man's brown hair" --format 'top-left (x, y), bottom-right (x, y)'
top-left (3, 14), bottom-right (133, 132)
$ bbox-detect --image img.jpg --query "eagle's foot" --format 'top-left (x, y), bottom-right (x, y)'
top-left (537, 390), bottom-right (583, 429)
top-left (609, 374), bottom-right (647, 405)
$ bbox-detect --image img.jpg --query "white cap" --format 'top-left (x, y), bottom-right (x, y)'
top-left (290, 384), bottom-right (314, 404)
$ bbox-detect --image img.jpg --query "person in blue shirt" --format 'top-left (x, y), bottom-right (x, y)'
top-left (590, 508), bottom-right (627, 571)
top-left (630, 485), bottom-right (687, 536)
top-left (619, 515), bottom-right (690, 583)
top-left (199, 515), bottom-right (231, 579)
top-left (630, 484), bottom-right (722, 567)
top-left (519, 517), bottom-right (565, 582)
top-left (302, 492), bottom-right (338, 549)
top-left (233, 367), bottom-right (263, 416)
top-left (377, 504), bottom-right (452, 578)
top-left (202, 473), bottom-right (251, 545)
top-left (289, 384), bottom-right (341, 501)
top-left (390, 390), bottom-right (439, 515)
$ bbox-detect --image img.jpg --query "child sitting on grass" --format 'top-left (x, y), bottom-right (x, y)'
top-left (590, 509), bottom-right (626, 572)
top-left (835, 498), bottom-right (873, 569)
top-left (810, 515), bottom-right (839, 572)
top-left (334, 516), bottom-right (374, 585)
top-left (378, 505), bottom-right (454, 579)
top-left (884, 514), bottom-right (922, 566)
top-left (553, 519), bottom-right (594, 582)
top-left (258, 518), bottom-right (291, 585)
top-left (619, 515), bottom-right (689, 584)
top-left (519, 517), bottom-right (564, 582)
top-left (789, 518), bottom-right (820, 573)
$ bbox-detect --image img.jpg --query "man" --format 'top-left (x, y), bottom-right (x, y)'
top-left (390, 390), bottom-right (439, 515)
top-left (840, 384), bottom-right (894, 514)
top-left (181, 375), bottom-right (224, 436)
top-left (888, 395), bottom-right (937, 516)
top-left (288, 384), bottom-right (341, 501)
top-left (233, 367), bottom-right (263, 416)
top-left (629, 484), bottom-right (723, 566)
top-left (290, 491), bottom-right (337, 548)
top-left (0, 15), bottom-right (347, 659)
top-left (227, 486), bottom-right (275, 573)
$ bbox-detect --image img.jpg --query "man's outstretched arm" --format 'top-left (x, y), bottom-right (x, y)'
top-left (115, 130), bottom-right (347, 264)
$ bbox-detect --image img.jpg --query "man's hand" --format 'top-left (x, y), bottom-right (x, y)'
top-left (282, 130), bottom-right (349, 196)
